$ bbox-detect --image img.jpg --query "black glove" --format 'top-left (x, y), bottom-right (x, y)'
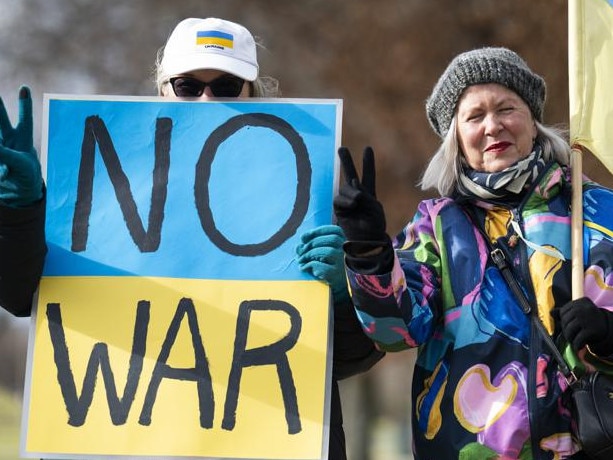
top-left (557, 297), bottom-right (613, 356)
top-left (333, 146), bottom-right (387, 242)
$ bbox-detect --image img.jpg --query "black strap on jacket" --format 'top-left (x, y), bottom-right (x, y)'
top-left (462, 205), bottom-right (577, 385)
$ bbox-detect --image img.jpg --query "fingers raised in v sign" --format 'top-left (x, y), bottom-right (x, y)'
top-left (338, 146), bottom-right (376, 197)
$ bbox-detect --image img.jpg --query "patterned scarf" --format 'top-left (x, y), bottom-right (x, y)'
top-left (456, 145), bottom-right (546, 203)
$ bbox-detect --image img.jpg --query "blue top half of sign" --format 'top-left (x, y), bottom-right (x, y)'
top-left (42, 96), bottom-right (342, 281)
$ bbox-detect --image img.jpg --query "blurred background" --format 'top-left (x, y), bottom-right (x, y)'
top-left (1, 1), bottom-right (612, 459)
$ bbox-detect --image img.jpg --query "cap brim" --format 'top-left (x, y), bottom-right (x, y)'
top-left (162, 54), bottom-right (258, 81)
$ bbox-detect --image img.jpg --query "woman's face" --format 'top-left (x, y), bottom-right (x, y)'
top-left (162, 69), bottom-right (251, 100)
top-left (456, 83), bottom-right (537, 173)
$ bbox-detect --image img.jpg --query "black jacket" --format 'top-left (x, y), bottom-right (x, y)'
top-left (0, 197), bottom-right (47, 317)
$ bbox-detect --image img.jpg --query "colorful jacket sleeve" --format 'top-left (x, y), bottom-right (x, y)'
top-left (578, 183), bottom-right (613, 363)
top-left (345, 199), bottom-right (443, 351)
top-left (0, 196), bottom-right (47, 317)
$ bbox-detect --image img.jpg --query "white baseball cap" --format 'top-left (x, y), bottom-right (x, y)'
top-left (160, 17), bottom-right (259, 81)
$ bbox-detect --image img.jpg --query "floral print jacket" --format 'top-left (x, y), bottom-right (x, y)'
top-left (346, 161), bottom-right (613, 459)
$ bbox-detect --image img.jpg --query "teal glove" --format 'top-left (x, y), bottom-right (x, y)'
top-left (296, 224), bottom-right (350, 304)
top-left (0, 86), bottom-right (43, 207)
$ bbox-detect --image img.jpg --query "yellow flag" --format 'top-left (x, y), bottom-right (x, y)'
top-left (569, 0), bottom-right (613, 173)
top-left (568, 0), bottom-right (613, 370)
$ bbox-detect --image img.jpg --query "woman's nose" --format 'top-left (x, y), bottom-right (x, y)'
top-left (199, 86), bottom-right (216, 99)
top-left (484, 114), bottom-right (503, 135)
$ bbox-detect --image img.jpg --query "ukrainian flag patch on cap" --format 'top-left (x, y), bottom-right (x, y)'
top-left (196, 30), bottom-right (234, 49)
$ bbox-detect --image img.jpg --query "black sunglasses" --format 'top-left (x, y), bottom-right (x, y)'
top-left (169, 75), bottom-right (246, 98)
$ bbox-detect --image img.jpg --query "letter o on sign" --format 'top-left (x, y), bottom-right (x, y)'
top-left (194, 113), bottom-right (311, 256)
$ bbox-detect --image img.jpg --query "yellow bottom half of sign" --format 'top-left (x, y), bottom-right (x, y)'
top-left (24, 276), bottom-right (331, 459)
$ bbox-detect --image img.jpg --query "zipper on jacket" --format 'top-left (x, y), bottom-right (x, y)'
top-left (509, 208), bottom-right (546, 459)
top-left (527, 314), bottom-right (542, 459)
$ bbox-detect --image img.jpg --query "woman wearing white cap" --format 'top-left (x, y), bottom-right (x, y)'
top-left (155, 17), bottom-right (279, 99)
top-left (0, 16), bottom-right (381, 460)
top-left (153, 17), bottom-right (384, 460)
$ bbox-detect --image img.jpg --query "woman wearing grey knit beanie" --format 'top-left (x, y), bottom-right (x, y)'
top-left (334, 46), bottom-right (613, 459)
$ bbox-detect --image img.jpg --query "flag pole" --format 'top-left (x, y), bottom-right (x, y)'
top-left (571, 145), bottom-right (584, 299)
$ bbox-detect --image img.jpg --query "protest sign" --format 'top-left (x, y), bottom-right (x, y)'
top-left (21, 95), bottom-right (341, 460)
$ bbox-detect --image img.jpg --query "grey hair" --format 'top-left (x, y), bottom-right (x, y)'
top-left (153, 45), bottom-right (281, 97)
top-left (250, 76), bottom-right (281, 98)
top-left (419, 118), bottom-right (572, 196)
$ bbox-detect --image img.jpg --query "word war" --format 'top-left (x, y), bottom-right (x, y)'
top-left (45, 296), bottom-right (303, 434)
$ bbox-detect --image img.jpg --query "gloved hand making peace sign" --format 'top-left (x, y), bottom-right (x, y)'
top-left (333, 146), bottom-right (388, 243)
top-left (0, 86), bottom-right (43, 207)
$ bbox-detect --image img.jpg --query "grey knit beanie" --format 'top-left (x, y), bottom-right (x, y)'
top-left (426, 47), bottom-right (546, 138)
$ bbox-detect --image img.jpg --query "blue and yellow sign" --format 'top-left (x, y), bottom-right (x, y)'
top-left (22, 95), bottom-right (342, 459)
